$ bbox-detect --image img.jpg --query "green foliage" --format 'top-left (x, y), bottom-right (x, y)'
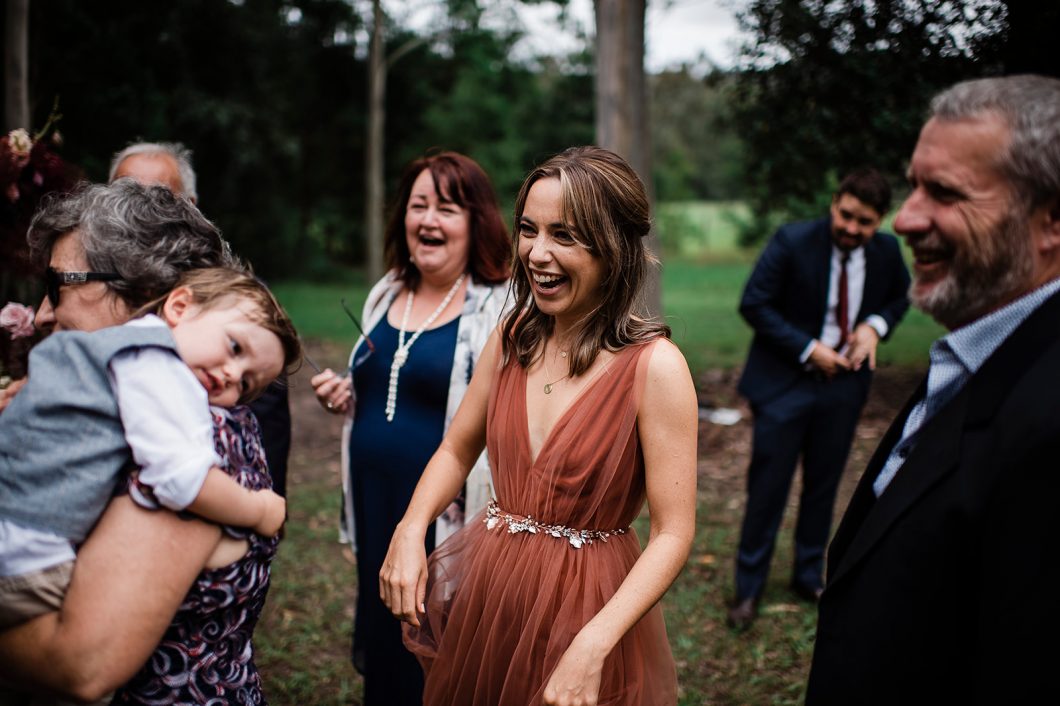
top-left (26, 0), bottom-right (366, 276)
top-left (730, 0), bottom-right (1007, 244)
top-left (651, 68), bottom-right (746, 202)
top-left (411, 27), bottom-right (595, 216)
top-left (19, 0), bottom-right (597, 280)
top-left (655, 201), bottom-right (749, 258)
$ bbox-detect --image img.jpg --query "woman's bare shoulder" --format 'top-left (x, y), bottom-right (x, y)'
top-left (642, 337), bottom-right (689, 375)
top-left (638, 338), bottom-right (695, 411)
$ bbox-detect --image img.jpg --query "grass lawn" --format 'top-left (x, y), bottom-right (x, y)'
top-left (273, 258), bottom-right (943, 379)
top-left (660, 259), bottom-right (943, 375)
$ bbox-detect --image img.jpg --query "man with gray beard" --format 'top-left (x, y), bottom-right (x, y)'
top-left (807, 75), bottom-right (1060, 705)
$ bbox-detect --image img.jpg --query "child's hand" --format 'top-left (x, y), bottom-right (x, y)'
top-left (255, 489), bottom-right (287, 537)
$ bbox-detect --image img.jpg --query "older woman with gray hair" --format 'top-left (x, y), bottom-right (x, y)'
top-left (30, 178), bottom-right (225, 331)
top-left (0, 178), bottom-right (226, 413)
top-left (0, 180), bottom-right (283, 704)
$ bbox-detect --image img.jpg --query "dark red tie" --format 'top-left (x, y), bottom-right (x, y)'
top-left (837, 253), bottom-right (850, 350)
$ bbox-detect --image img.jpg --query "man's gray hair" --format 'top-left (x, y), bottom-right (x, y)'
top-left (930, 74), bottom-right (1060, 213)
top-left (28, 180), bottom-right (239, 310)
top-left (108, 141), bottom-right (198, 202)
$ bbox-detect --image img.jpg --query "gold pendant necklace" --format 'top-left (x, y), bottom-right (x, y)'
top-left (542, 346), bottom-right (568, 395)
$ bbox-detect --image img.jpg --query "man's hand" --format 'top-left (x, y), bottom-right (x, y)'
top-left (845, 323), bottom-right (881, 371)
top-left (0, 377), bottom-right (27, 415)
top-left (808, 342), bottom-right (852, 378)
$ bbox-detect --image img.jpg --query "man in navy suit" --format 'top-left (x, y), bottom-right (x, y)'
top-left (728, 168), bottom-right (911, 629)
top-left (807, 75), bottom-right (1060, 705)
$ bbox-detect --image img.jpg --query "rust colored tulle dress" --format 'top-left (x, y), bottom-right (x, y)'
top-left (404, 341), bottom-right (678, 705)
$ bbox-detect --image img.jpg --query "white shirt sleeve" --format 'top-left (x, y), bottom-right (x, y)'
top-left (865, 314), bottom-right (890, 339)
top-left (108, 337), bottom-right (220, 511)
top-left (799, 339), bottom-right (818, 364)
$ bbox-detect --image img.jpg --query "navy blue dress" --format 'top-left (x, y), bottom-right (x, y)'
top-left (348, 315), bottom-right (459, 705)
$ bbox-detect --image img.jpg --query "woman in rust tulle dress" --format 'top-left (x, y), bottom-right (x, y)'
top-left (381, 146), bottom-right (698, 706)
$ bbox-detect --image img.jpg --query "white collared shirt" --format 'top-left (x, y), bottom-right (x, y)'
top-left (873, 277), bottom-right (1060, 497)
top-left (800, 245), bottom-right (889, 362)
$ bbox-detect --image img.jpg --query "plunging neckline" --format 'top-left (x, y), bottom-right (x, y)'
top-left (521, 349), bottom-right (627, 468)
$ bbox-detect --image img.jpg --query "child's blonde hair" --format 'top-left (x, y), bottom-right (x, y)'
top-left (137, 267), bottom-right (302, 387)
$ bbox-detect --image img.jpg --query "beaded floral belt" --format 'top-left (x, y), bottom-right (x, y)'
top-left (483, 501), bottom-right (628, 549)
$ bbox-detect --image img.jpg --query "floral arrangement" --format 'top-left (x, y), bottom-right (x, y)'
top-left (1, 111), bottom-right (81, 283)
top-left (1, 110), bottom-right (79, 385)
top-left (0, 302), bottom-right (38, 385)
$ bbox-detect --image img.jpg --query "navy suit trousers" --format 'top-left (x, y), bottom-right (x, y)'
top-left (735, 371), bottom-right (867, 600)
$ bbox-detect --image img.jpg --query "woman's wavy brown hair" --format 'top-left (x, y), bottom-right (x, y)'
top-left (501, 146), bottom-right (669, 376)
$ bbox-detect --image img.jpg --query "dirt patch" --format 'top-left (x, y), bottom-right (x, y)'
top-left (286, 340), bottom-right (355, 489)
top-left (693, 364), bottom-right (925, 531)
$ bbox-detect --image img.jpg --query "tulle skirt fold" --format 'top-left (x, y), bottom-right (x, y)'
top-left (404, 515), bottom-right (677, 705)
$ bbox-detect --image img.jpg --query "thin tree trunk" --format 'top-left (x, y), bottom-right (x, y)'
top-left (364, 0), bottom-right (386, 284)
top-left (593, 0), bottom-right (660, 316)
top-left (5, 0), bottom-right (30, 132)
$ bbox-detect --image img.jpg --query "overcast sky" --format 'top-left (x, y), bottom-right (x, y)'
top-left (515, 0), bottom-right (750, 72)
top-left (387, 0), bottom-right (749, 73)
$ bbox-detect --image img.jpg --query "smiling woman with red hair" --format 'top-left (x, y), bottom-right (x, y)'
top-left (311, 150), bottom-right (511, 705)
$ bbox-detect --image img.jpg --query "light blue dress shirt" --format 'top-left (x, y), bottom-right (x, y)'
top-left (873, 277), bottom-right (1060, 497)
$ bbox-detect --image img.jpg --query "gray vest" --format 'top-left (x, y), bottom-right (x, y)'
top-left (0, 323), bottom-right (179, 542)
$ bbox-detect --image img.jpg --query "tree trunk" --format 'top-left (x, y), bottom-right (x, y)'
top-left (593, 0), bottom-right (660, 316)
top-left (4, 0), bottom-right (30, 132)
top-left (364, 0), bottom-right (386, 284)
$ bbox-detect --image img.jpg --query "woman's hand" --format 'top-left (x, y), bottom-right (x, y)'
top-left (311, 368), bottom-right (352, 414)
top-left (379, 522), bottom-right (429, 627)
top-left (542, 632), bottom-right (607, 706)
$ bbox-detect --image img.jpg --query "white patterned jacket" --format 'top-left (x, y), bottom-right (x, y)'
top-left (339, 270), bottom-right (512, 548)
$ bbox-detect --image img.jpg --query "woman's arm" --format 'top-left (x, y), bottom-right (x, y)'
top-left (0, 495), bottom-right (221, 701)
top-left (543, 339), bottom-right (698, 706)
top-left (379, 329), bottom-right (502, 627)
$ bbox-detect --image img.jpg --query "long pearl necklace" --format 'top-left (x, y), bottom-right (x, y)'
top-left (385, 273), bottom-right (466, 422)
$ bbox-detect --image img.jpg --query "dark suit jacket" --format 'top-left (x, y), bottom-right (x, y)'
top-left (807, 289), bottom-right (1060, 705)
top-left (737, 217), bottom-right (910, 407)
top-left (249, 378), bottom-right (291, 497)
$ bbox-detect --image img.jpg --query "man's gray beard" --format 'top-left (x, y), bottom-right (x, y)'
top-left (911, 210), bottom-right (1035, 330)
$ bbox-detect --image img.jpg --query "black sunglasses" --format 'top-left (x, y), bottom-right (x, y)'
top-left (44, 267), bottom-right (123, 308)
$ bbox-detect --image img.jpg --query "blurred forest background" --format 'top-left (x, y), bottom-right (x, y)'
top-left (5, 0), bottom-right (1057, 286)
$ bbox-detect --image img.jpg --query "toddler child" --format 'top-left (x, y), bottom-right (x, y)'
top-left (0, 267), bottom-right (301, 629)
